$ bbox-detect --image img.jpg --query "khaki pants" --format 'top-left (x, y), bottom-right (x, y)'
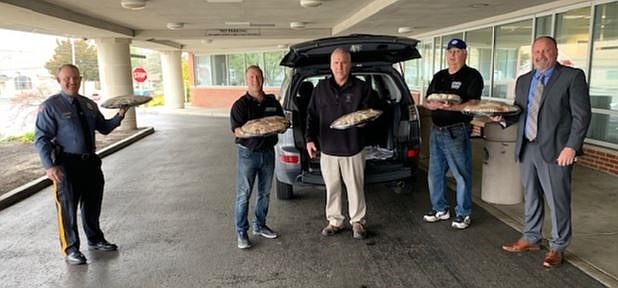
top-left (320, 151), bottom-right (366, 226)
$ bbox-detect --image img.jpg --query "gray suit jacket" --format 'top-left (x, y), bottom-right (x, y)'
top-left (510, 63), bottom-right (591, 163)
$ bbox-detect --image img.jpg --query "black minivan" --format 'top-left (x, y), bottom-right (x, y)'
top-left (274, 34), bottom-right (422, 200)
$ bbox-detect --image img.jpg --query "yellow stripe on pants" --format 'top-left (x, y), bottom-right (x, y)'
top-left (52, 181), bottom-right (68, 256)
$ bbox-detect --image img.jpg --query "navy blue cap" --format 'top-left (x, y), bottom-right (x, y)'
top-left (447, 38), bottom-right (467, 50)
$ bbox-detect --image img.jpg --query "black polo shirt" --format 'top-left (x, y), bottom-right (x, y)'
top-left (230, 93), bottom-right (284, 151)
top-left (426, 65), bottom-right (483, 127)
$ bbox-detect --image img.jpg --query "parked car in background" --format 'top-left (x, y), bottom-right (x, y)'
top-left (274, 34), bottom-right (422, 200)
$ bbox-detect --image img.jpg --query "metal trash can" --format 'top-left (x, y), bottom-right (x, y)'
top-left (481, 122), bottom-right (523, 205)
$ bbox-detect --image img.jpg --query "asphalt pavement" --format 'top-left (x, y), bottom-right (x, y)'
top-left (0, 110), bottom-right (607, 288)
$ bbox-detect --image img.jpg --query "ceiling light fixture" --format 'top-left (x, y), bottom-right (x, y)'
top-left (120, 0), bottom-right (146, 10)
top-left (166, 22), bottom-right (184, 30)
top-left (397, 27), bottom-right (412, 34)
top-left (206, 0), bottom-right (243, 3)
top-left (290, 21), bottom-right (305, 29)
top-left (225, 21), bottom-right (251, 26)
top-left (300, 0), bottom-right (321, 8)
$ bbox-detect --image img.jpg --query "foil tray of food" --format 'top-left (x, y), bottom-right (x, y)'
top-left (238, 115), bottom-right (290, 138)
top-left (330, 109), bottom-right (383, 130)
top-left (426, 93), bottom-right (462, 105)
top-left (100, 95), bottom-right (153, 109)
top-left (461, 100), bottom-right (521, 117)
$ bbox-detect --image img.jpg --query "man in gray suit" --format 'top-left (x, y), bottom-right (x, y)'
top-left (499, 36), bottom-right (591, 268)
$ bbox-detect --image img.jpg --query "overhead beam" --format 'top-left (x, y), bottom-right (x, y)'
top-left (332, 0), bottom-right (399, 35)
top-left (0, 0), bottom-right (134, 37)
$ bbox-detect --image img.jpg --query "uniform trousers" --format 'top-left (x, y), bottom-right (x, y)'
top-left (320, 151), bottom-right (366, 227)
top-left (53, 154), bottom-right (106, 255)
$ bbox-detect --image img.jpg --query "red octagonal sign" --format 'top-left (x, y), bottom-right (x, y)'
top-left (132, 67), bottom-right (147, 83)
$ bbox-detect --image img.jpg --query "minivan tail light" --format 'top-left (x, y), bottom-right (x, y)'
top-left (406, 148), bottom-right (419, 159)
top-left (279, 154), bottom-right (300, 164)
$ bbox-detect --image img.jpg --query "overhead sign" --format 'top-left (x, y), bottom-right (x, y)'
top-left (132, 67), bottom-right (147, 83)
top-left (205, 28), bottom-right (261, 37)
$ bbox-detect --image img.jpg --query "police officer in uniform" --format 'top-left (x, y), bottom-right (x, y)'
top-left (35, 64), bottom-right (127, 265)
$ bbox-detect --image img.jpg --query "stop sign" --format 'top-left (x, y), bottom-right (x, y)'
top-left (132, 67), bottom-right (147, 83)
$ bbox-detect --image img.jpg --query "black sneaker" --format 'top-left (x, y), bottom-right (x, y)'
top-left (422, 210), bottom-right (450, 223)
top-left (237, 231), bottom-right (252, 249)
top-left (451, 215), bottom-right (471, 229)
top-left (252, 225), bottom-right (279, 239)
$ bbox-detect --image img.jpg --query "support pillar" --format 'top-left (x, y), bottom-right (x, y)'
top-left (95, 38), bottom-right (137, 130)
top-left (160, 50), bottom-right (185, 109)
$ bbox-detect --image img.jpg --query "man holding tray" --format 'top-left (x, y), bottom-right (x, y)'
top-left (422, 39), bottom-right (483, 230)
top-left (305, 48), bottom-right (375, 240)
top-left (230, 65), bottom-right (284, 249)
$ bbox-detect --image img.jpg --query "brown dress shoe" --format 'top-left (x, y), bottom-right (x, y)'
top-left (543, 250), bottom-right (563, 268)
top-left (502, 239), bottom-right (540, 252)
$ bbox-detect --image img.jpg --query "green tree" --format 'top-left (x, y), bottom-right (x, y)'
top-left (44, 39), bottom-right (99, 81)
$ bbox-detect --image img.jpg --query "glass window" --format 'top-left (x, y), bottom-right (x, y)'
top-left (433, 37), bottom-right (442, 73)
top-left (227, 54), bottom-right (245, 86)
top-left (195, 55), bottom-right (212, 86)
top-left (555, 7), bottom-right (591, 71)
top-left (245, 53), bottom-right (261, 67)
top-left (493, 19), bottom-right (533, 99)
top-left (404, 57), bottom-right (421, 91)
top-left (263, 51), bottom-right (284, 87)
top-left (211, 55), bottom-right (228, 86)
top-left (421, 40), bottom-right (434, 95)
top-left (466, 27), bottom-right (493, 97)
top-left (587, 1), bottom-right (618, 145)
top-left (535, 15), bottom-right (553, 37)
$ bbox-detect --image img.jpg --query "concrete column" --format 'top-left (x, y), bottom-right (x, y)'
top-left (160, 50), bottom-right (185, 109)
top-left (95, 38), bottom-right (137, 130)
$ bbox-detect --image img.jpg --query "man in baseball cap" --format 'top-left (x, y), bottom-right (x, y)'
top-left (447, 38), bottom-right (467, 50)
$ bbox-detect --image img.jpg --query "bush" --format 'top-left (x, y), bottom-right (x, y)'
top-left (145, 94), bottom-right (165, 107)
top-left (2, 131), bottom-right (35, 144)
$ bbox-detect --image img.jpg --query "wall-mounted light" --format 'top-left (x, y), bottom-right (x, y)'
top-left (290, 21), bottom-right (305, 29)
top-left (167, 22), bottom-right (184, 30)
top-left (300, 0), bottom-right (321, 8)
top-left (121, 0), bottom-right (146, 10)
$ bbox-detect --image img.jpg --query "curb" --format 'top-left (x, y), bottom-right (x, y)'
top-left (0, 127), bottom-right (155, 211)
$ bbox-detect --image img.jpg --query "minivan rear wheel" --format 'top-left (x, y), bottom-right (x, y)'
top-left (276, 179), bottom-right (294, 200)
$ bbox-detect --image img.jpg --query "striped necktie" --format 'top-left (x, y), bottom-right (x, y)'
top-left (525, 74), bottom-right (544, 141)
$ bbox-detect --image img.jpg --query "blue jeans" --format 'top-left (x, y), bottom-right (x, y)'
top-left (235, 144), bottom-right (275, 234)
top-left (427, 124), bottom-right (472, 217)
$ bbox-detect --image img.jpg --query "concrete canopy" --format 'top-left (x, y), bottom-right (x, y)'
top-left (0, 0), bottom-right (575, 54)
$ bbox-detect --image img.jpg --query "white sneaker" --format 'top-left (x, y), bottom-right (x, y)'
top-left (423, 210), bottom-right (450, 223)
top-left (451, 215), bottom-right (471, 229)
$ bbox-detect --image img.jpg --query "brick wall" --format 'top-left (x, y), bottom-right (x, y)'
top-left (579, 144), bottom-right (618, 176)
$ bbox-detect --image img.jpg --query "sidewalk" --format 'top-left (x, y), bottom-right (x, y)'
top-left (448, 139), bottom-right (617, 287)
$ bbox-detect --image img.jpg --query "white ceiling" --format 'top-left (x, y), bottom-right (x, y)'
top-left (0, 0), bottom-right (581, 54)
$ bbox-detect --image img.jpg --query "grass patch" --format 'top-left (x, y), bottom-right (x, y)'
top-left (1, 131), bottom-right (35, 144)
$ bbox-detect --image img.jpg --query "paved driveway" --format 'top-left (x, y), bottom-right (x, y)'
top-left (0, 112), bottom-right (604, 288)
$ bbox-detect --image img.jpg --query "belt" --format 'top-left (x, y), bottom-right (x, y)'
top-left (62, 152), bottom-right (95, 160)
top-left (433, 123), bottom-right (466, 131)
